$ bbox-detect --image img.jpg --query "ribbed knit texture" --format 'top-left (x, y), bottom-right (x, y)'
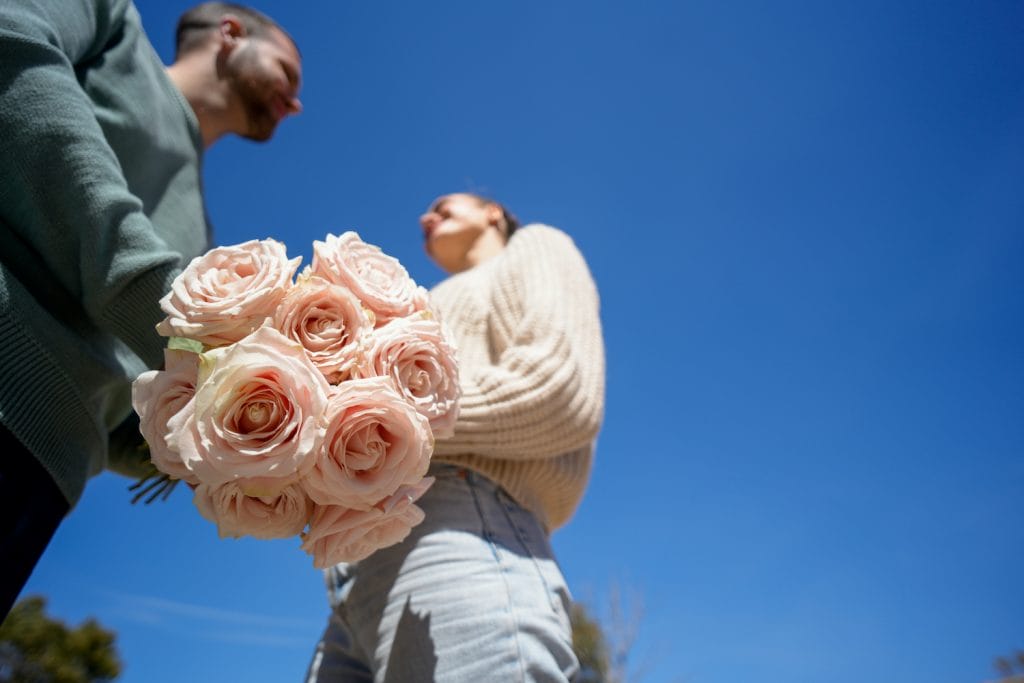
top-left (429, 225), bottom-right (605, 531)
top-left (0, 0), bottom-right (209, 505)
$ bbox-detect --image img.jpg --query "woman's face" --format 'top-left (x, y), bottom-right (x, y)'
top-left (419, 194), bottom-right (498, 272)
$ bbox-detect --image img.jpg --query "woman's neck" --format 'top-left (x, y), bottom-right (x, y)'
top-left (453, 228), bottom-right (507, 273)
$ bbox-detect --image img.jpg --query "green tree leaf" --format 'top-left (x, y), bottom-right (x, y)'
top-left (0, 595), bottom-right (121, 682)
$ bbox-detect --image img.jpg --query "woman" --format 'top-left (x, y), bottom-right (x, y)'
top-left (306, 193), bottom-right (605, 682)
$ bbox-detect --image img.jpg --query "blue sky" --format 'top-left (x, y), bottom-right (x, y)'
top-left (20, 1), bottom-right (1024, 682)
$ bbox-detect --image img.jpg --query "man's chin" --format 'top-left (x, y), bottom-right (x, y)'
top-left (244, 132), bottom-right (274, 142)
top-left (241, 113), bottom-right (279, 142)
top-left (242, 125), bottom-right (276, 142)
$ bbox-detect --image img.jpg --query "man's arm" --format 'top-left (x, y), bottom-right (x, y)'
top-left (0, 0), bottom-right (182, 370)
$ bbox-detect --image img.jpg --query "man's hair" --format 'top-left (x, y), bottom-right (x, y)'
top-left (175, 2), bottom-right (292, 58)
top-left (468, 193), bottom-right (520, 240)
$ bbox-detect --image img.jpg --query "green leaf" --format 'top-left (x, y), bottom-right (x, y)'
top-left (167, 337), bottom-right (204, 354)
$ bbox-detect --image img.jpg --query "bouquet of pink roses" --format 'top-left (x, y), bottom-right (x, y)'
top-left (131, 232), bottom-right (460, 568)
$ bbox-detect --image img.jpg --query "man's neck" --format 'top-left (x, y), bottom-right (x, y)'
top-left (166, 58), bottom-right (231, 149)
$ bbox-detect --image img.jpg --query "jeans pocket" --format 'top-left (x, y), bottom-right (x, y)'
top-left (490, 487), bottom-right (573, 620)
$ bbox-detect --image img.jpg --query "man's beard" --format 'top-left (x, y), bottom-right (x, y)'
top-left (229, 53), bottom-right (279, 141)
top-left (238, 82), bottom-right (277, 142)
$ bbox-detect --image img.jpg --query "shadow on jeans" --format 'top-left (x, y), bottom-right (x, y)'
top-left (383, 596), bottom-right (436, 682)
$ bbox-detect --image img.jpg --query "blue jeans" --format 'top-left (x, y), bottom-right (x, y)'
top-left (305, 465), bottom-right (579, 682)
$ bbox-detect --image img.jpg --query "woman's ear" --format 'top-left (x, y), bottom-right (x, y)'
top-left (485, 203), bottom-right (504, 230)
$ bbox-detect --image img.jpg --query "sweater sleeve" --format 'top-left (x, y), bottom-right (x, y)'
top-left (433, 225), bottom-right (606, 461)
top-left (0, 0), bottom-right (183, 370)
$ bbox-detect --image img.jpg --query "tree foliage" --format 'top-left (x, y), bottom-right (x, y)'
top-left (0, 595), bottom-right (121, 683)
top-left (571, 583), bottom-right (645, 683)
top-left (572, 601), bottom-right (612, 682)
top-left (994, 649), bottom-right (1024, 683)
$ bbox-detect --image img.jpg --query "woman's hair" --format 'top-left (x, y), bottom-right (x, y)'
top-left (175, 2), bottom-right (295, 58)
top-left (468, 193), bottom-right (520, 240)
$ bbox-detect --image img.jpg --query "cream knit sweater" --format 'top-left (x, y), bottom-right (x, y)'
top-left (429, 224), bottom-right (605, 531)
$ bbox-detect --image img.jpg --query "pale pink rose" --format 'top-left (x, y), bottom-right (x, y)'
top-left (131, 349), bottom-right (200, 484)
top-left (310, 232), bottom-right (421, 327)
top-left (411, 286), bottom-right (434, 317)
top-left (272, 275), bottom-right (374, 384)
top-left (194, 480), bottom-right (312, 540)
top-left (353, 313), bottom-right (461, 439)
top-left (300, 477), bottom-right (434, 567)
top-left (157, 239), bottom-right (301, 347)
top-left (303, 377), bottom-right (433, 509)
top-left (174, 325), bottom-right (329, 490)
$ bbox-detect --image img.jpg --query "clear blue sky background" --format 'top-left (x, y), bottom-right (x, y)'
top-left (20, 1), bottom-right (1023, 682)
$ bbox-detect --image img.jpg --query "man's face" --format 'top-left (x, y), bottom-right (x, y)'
top-left (227, 27), bottom-right (302, 141)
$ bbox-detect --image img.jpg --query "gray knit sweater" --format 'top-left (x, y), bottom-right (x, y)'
top-left (429, 225), bottom-right (605, 531)
top-left (0, 0), bottom-right (209, 505)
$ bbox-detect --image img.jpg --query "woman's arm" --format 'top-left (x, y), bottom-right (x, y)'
top-left (434, 225), bottom-right (606, 460)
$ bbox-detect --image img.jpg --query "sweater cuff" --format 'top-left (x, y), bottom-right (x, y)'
top-left (98, 266), bottom-right (177, 370)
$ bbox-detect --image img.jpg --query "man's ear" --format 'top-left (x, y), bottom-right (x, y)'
top-left (218, 15), bottom-right (246, 51)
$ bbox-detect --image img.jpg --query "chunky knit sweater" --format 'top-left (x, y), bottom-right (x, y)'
top-left (0, 0), bottom-right (209, 505)
top-left (429, 224), bottom-right (605, 531)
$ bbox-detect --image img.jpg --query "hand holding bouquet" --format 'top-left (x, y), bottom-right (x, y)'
top-left (132, 233), bottom-right (459, 567)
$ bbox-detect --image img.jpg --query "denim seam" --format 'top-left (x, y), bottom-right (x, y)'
top-left (466, 472), bottom-right (528, 682)
top-left (497, 489), bottom-right (560, 615)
